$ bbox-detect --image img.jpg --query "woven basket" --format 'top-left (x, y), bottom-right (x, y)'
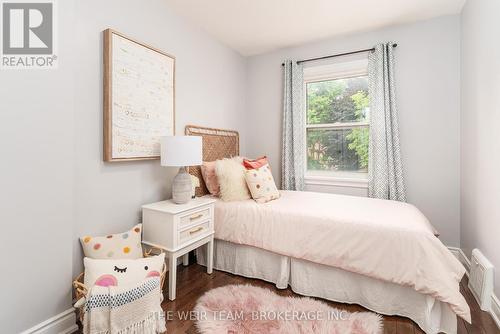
top-left (73, 247), bottom-right (167, 321)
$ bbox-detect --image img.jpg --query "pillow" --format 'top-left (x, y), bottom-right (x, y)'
top-left (84, 253), bottom-right (165, 288)
top-left (200, 161), bottom-right (220, 196)
top-left (80, 224), bottom-right (143, 259)
top-left (215, 157), bottom-right (251, 201)
top-left (243, 156), bottom-right (268, 170)
top-left (244, 164), bottom-right (280, 203)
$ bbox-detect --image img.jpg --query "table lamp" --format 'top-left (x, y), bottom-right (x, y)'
top-left (160, 136), bottom-right (202, 204)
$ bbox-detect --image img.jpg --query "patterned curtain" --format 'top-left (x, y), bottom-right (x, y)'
top-left (281, 60), bottom-right (305, 191)
top-left (368, 43), bottom-right (406, 201)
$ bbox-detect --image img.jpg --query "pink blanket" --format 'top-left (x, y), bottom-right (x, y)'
top-left (213, 190), bottom-right (471, 322)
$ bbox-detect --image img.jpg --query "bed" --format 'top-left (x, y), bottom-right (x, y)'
top-left (185, 125), bottom-right (470, 334)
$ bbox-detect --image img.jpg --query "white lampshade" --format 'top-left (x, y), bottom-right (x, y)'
top-left (160, 136), bottom-right (202, 167)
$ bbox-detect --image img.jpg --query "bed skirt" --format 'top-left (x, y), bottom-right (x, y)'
top-left (197, 239), bottom-right (457, 334)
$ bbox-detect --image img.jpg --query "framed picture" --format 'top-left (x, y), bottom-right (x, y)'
top-left (103, 29), bottom-right (175, 162)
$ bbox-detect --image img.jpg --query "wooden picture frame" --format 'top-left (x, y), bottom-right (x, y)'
top-left (103, 29), bottom-right (175, 162)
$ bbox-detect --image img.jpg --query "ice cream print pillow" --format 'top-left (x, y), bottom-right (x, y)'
top-left (80, 224), bottom-right (143, 259)
top-left (83, 253), bottom-right (165, 288)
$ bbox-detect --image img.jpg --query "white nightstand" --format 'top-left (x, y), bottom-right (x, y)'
top-left (142, 197), bottom-right (216, 300)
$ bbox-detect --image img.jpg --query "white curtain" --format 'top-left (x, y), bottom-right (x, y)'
top-left (368, 43), bottom-right (406, 201)
top-left (281, 60), bottom-right (305, 191)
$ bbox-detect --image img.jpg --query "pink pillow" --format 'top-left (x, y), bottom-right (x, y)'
top-left (243, 156), bottom-right (269, 170)
top-left (201, 161), bottom-right (220, 196)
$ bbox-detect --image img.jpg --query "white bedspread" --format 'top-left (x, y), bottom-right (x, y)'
top-left (213, 190), bottom-right (471, 322)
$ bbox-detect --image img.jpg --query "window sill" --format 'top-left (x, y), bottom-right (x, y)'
top-left (304, 175), bottom-right (369, 189)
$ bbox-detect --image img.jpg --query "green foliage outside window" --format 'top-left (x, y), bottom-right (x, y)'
top-left (306, 77), bottom-right (370, 172)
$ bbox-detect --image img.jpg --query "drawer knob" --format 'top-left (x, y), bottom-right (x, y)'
top-left (189, 226), bottom-right (204, 235)
top-left (190, 213), bottom-right (203, 220)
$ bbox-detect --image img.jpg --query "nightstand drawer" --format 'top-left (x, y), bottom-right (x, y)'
top-left (179, 221), bottom-right (210, 245)
top-left (179, 207), bottom-right (210, 228)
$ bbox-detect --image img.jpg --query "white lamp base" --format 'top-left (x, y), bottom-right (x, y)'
top-left (172, 167), bottom-right (192, 204)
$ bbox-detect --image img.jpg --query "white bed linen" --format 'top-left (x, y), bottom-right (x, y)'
top-left (197, 239), bottom-right (457, 334)
top-left (212, 191), bottom-right (469, 322)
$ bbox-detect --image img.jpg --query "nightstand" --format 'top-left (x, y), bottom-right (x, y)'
top-left (142, 197), bottom-right (216, 300)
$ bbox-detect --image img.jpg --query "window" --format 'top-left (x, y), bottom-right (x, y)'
top-left (304, 59), bottom-right (369, 181)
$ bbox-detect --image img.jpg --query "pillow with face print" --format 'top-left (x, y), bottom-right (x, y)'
top-left (83, 253), bottom-right (165, 288)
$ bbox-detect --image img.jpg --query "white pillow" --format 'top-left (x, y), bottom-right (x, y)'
top-left (80, 224), bottom-right (143, 259)
top-left (244, 164), bottom-right (281, 203)
top-left (215, 157), bottom-right (251, 201)
top-left (84, 253), bottom-right (165, 288)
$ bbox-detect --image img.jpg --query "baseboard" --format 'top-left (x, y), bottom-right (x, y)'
top-left (447, 246), bottom-right (499, 330)
top-left (20, 308), bottom-right (78, 334)
top-left (491, 294), bottom-right (500, 329)
top-left (447, 246), bottom-right (470, 277)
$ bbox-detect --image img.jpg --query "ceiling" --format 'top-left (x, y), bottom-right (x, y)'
top-left (165, 0), bottom-right (465, 56)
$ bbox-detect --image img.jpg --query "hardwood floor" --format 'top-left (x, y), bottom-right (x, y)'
top-left (163, 263), bottom-right (500, 334)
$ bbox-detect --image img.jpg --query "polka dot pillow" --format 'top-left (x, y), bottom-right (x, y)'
top-left (244, 164), bottom-right (281, 203)
top-left (80, 224), bottom-right (143, 259)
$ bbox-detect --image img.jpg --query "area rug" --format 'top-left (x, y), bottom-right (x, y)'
top-left (194, 284), bottom-right (382, 334)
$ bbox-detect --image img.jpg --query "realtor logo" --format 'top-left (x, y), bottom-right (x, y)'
top-left (1, 0), bottom-right (57, 69)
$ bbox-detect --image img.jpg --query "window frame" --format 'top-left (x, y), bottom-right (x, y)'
top-left (303, 59), bottom-right (370, 187)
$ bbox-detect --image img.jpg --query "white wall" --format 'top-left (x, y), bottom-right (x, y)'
top-left (1, 0), bottom-right (246, 332)
top-left (245, 16), bottom-right (461, 247)
top-left (460, 0), bottom-right (500, 297)
top-left (0, 1), bottom-right (76, 332)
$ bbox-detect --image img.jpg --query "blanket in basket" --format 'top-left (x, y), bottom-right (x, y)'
top-left (83, 277), bottom-right (166, 334)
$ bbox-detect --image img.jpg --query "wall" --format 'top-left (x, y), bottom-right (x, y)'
top-left (245, 16), bottom-right (461, 246)
top-left (461, 0), bottom-right (500, 297)
top-left (1, 0), bottom-right (247, 332)
top-left (0, 1), bottom-right (76, 332)
top-left (72, 0), bottom-right (247, 275)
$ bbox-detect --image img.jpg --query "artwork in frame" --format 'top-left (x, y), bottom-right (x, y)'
top-left (103, 29), bottom-right (175, 162)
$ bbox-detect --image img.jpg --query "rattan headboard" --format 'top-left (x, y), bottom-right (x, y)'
top-left (185, 125), bottom-right (239, 196)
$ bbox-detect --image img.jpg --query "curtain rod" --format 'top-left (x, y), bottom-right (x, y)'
top-left (281, 43), bottom-right (398, 66)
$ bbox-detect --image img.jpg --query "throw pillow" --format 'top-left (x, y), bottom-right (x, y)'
top-left (243, 156), bottom-right (269, 170)
top-left (215, 157), bottom-right (251, 201)
top-left (200, 161), bottom-right (220, 196)
top-left (244, 164), bottom-right (280, 203)
top-left (84, 253), bottom-right (165, 288)
top-left (80, 224), bottom-right (143, 259)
